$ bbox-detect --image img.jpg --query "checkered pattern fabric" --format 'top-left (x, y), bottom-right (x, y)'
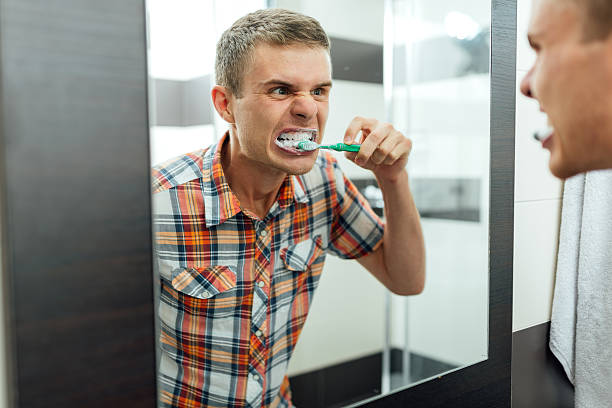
top-left (151, 134), bottom-right (384, 407)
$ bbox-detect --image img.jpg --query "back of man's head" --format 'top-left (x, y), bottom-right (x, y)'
top-left (215, 9), bottom-right (330, 98)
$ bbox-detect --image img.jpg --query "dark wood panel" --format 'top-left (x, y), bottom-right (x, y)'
top-left (355, 0), bottom-right (516, 406)
top-left (0, 0), bottom-right (156, 407)
top-left (512, 322), bottom-right (574, 407)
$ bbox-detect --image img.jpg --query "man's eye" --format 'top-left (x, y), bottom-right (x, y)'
top-left (312, 88), bottom-right (323, 96)
top-left (271, 87), bottom-right (290, 95)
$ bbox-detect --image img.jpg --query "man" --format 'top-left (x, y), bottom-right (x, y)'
top-left (521, 0), bottom-right (612, 179)
top-left (521, 2), bottom-right (612, 407)
top-left (152, 9), bottom-right (425, 408)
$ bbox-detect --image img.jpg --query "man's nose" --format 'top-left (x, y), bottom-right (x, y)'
top-left (291, 92), bottom-right (317, 119)
top-left (520, 67), bottom-right (534, 98)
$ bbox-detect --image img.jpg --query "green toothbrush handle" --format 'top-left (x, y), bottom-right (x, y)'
top-left (324, 143), bottom-right (361, 152)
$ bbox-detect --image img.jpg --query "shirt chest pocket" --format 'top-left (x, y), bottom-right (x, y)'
top-left (280, 235), bottom-right (324, 272)
top-left (168, 265), bottom-right (241, 319)
top-left (170, 265), bottom-right (237, 299)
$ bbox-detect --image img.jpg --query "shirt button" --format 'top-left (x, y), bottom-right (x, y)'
top-left (250, 373), bottom-right (259, 381)
top-left (260, 229), bottom-right (268, 237)
top-left (257, 281), bottom-right (265, 288)
top-left (255, 330), bottom-right (263, 337)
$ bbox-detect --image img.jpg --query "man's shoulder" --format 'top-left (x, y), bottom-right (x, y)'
top-left (151, 148), bottom-right (210, 194)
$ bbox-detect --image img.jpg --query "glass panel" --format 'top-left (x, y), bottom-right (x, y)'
top-left (385, 0), bottom-right (490, 392)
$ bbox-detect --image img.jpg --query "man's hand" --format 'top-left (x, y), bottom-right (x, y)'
top-left (343, 116), bottom-right (425, 295)
top-left (343, 116), bottom-right (412, 182)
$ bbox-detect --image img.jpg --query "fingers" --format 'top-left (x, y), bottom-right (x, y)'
top-left (373, 135), bottom-right (401, 165)
top-left (355, 122), bottom-right (393, 165)
top-left (344, 116), bottom-right (412, 172)
top-left (344, 116), bottom-right (376, 144)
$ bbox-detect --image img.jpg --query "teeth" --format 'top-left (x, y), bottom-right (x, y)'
top-left (276, 131), bottom-right (315, 147)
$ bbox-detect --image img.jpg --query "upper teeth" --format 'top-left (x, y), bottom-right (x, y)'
top-left (277, 131), bottom-right (315, 146)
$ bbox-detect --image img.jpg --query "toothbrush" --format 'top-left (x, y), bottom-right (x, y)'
top-left (296, 140), bottom-right (361, 152)
top-left (533, 127), bottom-right (554, 142)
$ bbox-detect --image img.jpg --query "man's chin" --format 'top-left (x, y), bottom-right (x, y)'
top-left (549, 154), bottom-right (584, 180)
top-left (284, 164), bottom-right (316, 176)
top-left (273, 156), bottom-right (317, 176)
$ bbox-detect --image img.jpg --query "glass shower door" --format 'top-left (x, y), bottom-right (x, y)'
top-left (383, 0), bottom-right (491, 393)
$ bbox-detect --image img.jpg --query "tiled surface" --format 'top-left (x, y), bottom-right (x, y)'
top-left (513, 199), bottom-right (562, 331)
top-left (514, 71), bottom-right (564, 202)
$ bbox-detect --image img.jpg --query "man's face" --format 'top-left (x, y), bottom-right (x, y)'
top-left (227, 44), bottom-right (331, 176)
top-left (520, 0), bottom-right (612, 178)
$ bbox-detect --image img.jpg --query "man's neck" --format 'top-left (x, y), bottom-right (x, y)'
top-left (220, 135), bottom-right (287, 220)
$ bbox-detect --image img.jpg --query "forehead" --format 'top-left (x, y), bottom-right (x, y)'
top-left (529, 0), bottom-right (582, 37)
top-left (245, 44), bottom-right (332, 87)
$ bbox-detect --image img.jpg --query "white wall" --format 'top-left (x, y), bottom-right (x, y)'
top-left (512, 0), bottom-right (563, 332)
top-left (149, 125), bottom-right (216, 165)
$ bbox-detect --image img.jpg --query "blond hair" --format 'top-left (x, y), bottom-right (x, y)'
top-left (215, 9), bottom-right (330, 97)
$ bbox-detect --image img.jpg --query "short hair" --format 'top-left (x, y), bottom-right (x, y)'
top-left (215, 9), bottom-right (330, 97)
top-left (573, 0), bottom-right (612, 40)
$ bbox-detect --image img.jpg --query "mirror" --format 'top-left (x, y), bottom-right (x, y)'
top-left (147, 0), bottom-right (490, 406)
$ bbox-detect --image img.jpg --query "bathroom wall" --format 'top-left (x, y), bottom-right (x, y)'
top-left (512, 0), bottom-right (562, 333)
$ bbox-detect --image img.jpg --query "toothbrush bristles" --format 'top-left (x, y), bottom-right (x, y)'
top-left (533, 127), bottom-right (554, 142)
top-left (297, 140), bottom-right (319, 151)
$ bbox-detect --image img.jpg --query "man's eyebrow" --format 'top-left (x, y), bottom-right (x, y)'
top-left (259, 79), bottom-right (333, 88)
top-left (315, 81), bottom-right (333, 88)
top-left (260, 79), bottom-right (293, 87)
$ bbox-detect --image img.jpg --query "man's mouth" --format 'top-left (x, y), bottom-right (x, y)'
top-left (274, 129), bottom-right (318, 153)
top-left (533, 127), bottom-right (554, 143)
top-left (533, 114), bottom-right (554, 149)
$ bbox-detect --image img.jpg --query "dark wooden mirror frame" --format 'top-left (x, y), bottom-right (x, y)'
top-left (0, 0), bottom-right (514, 407)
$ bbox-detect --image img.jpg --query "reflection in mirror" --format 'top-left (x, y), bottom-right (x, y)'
top-left (384, 0), bottom-right (490, 395)
top-left (147, 0), bottom-right (489, 407)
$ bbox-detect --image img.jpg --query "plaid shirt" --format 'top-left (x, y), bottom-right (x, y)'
top-left (152, 134), bottom-right (384, 408)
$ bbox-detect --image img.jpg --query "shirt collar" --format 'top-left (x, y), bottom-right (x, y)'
top-left (203, 132), bottom-right (310, 227)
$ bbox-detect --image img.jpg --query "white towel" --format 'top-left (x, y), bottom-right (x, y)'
top-left (550, 170), bottom-right (612, 407)
top-left (550, 173), bottom-right (584, 385)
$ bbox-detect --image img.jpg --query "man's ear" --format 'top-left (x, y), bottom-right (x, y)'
top-left (211, 85), bottom-right (236, 124)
